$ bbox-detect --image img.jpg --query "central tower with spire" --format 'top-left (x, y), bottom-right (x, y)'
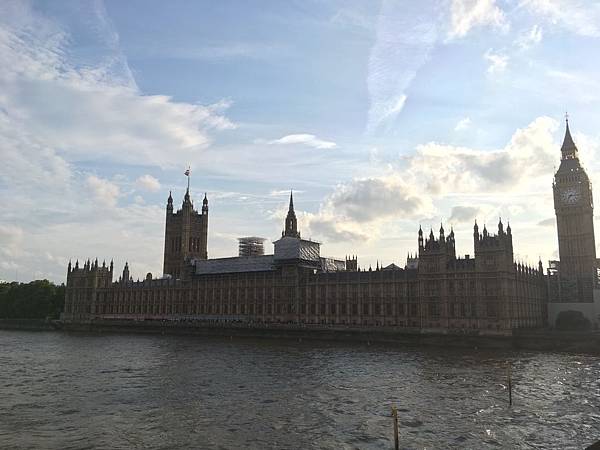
top-left (552, 116), bottom-right (597, 302)
top-left (283, 191), bottom-right (300, 238)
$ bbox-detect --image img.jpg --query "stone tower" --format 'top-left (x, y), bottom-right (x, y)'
top-left (163, 187), bottom-right (208, 278)
top-left (418, 224), bottom-right (457, 274)
top-left (552, 117), bottom-right (597, 301)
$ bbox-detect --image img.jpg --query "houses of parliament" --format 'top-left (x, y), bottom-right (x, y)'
top-left (63, 120), bottom-right (600, 331)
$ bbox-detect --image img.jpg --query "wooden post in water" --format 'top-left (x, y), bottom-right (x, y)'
top-left (391, 405), bottom-right (399, 450)
top-left (507, 362), bottom-right (513, 407)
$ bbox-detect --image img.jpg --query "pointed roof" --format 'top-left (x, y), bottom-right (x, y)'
top-left (288, 190), bottom-right (294, 213)
top-left (561, 116), bottom-right (578, 160)
top-left (283, 190), bottom-right (300, 238)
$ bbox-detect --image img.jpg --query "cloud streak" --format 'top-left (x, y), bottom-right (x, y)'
top-left (447, 0), bottom-right (508, 39)
top-left (366, 0), bottom-right (439, 132)
top-left (265, 134), bottom-right (337, 149)
top-left (136, 175), bottom-right (161, 192)
top-left (521, 0), bottom-right (600, 37)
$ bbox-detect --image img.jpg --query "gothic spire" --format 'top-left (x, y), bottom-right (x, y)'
top-left (288, 190), bottom-right (294, 212)
top-left (167, 191), bottom-right (173, 211)
top-left (202, 192), bottom-right (208, 214)
top-left (283, 190), bottom-right (300, 238)
top-left (561, 114), bottom-right (578, 160)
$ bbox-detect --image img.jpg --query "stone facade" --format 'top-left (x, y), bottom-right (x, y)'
top-left (63, 192), bottom-right (547, 332)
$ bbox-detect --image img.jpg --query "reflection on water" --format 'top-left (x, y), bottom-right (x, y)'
top-left (0, 330), bottom-right (599, 449)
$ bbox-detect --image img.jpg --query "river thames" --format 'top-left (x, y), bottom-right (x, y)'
top-left (1, 330), bottom-right (598, 449)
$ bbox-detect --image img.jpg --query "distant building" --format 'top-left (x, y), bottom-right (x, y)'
top-left (548, 118), bottom-right (600, 327)
top-left (63, 190), bottom-right (547, 333)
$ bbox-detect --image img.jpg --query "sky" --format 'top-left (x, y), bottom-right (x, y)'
top-left (1, 0), bottom-right (600, 283)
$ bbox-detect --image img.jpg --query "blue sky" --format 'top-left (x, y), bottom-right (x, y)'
top-left (1, 0), bottom-right (600, 282)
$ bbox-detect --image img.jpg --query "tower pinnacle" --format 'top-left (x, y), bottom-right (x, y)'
top-left (561, 114), bottom-right (578, 160)
top-left (283, 190), bottom-right (300, 238)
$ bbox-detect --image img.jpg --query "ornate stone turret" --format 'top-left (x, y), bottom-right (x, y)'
top-left (345, 255), bottom-right (358, 271)
top-left (418, 222), bottom-right (456, 273)
top-left (167, 191), bottom-right (173, 212)
top-left (63, 255), bottom-right (114, 321)
top-left (473, 217), bottom-right (514, 272)
top-left (202, 193), bottom-right (208, 215)
top-left (122, 262), bottom-right (130, 284)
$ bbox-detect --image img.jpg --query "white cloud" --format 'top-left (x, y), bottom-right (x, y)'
top-left (0, 1), bottom-right (235, 169)
top-left (136, 174), bottom-right (161, 192)
top-left (265, 134), bottom-right (337, 149)
top-left (448, 0), bottom-right (508, 39)
top-left (305, 175), bottom-right (434, 242)
top-left (367, 0), bottom-right (438, 132)
top-left (521, 0), bottom-right (600, 37)
top-left (484, 48), bottom-right (509, 73)
top-left (306, 117), bottom-right (561, 243)
top-left (86, 175), bottom-right (120, 207)
top-left (0, 2), bottom-right (239, 282)
top-left (0, 224), bottom-right (24, 259)
top-left (516, 24), bottom-right (543, 49)
top-left (449, 206), bottom-right (480, 223)
top-left (455, 117), bottom-right (472, 131)
top-left (412, 116), bottom-right (558, 194)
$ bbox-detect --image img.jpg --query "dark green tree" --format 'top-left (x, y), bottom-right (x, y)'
top-left (0, 280), bottom-right (65, 319)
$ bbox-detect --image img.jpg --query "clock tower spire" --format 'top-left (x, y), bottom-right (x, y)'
top-left (552, 116), bottom-right (597, 302)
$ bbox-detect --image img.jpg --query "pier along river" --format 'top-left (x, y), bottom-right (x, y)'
top-left (1, 330), bottom-right (599, 449)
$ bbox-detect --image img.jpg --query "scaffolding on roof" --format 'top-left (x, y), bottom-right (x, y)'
top-left (238, 237), bottom-right (266, 257)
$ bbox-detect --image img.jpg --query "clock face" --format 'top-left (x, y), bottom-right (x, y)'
top-left (561, 186), bottom-right (581, 205)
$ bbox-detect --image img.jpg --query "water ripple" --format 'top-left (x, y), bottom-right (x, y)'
top-left (1, 331), bottom-right (599, 449)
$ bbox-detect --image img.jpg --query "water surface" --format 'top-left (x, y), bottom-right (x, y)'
top-left (1, 330), bottom-right (599, 449)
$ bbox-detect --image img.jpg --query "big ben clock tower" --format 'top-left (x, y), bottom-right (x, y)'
top-left (552, 117), bottom-right (597, 302)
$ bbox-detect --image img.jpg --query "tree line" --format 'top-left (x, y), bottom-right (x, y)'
top-left (0, 280), bottom-right (65, 320)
